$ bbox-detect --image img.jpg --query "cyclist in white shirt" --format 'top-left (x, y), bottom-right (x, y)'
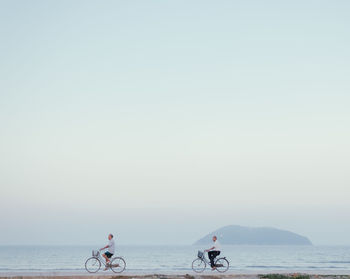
top-left (205, 235), bottom-right (221, 269)
top-left (100, 234), bottom-right (115, 269)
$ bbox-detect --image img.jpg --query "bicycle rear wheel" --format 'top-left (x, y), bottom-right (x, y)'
top-left (110, 257), bottom-right (126, 273)
top-left (215, 257), bottom-right (229, 273)
top-left (192, 258), bottom-right (206, 273)
top-left (85, 257), bottom-right (101, 273)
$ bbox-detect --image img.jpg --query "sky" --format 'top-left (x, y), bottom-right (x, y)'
top-left (0, 0), bottom-right (349, 246)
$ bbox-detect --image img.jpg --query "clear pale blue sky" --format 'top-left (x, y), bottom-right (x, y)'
top-left (0, 0), bottom-right (349, 245)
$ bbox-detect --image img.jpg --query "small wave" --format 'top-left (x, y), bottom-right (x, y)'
top-left (245, 265), bottom-right (346, 270)
top-left (317, 261), bottom-right (350, 264)
top-left (246, 265), bottom-right (290, 268)
top-left (306, 266), bottom-right (344, 269)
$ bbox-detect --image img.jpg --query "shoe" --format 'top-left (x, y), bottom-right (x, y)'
top-left (104, 263), bottom-right (110, 271)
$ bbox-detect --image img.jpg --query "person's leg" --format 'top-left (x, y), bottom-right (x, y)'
top-left (107, 253), bottom-right (112, 263)
top-left (103, 252), bottom-right (111, 264)
top-left (103, 254), bottom-right (108, 270)
top-left (208, 251), bottom-right (215, 267)
top-left (102, 253), bottom-right (109, 263)
top-left (103, 252), bottom-right (113, 270)
top-left (211, 251), bottom-right (220, 267)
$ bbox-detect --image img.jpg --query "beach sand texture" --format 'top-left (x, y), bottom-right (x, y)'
top-left (1, 274), bottom-right (349, 279)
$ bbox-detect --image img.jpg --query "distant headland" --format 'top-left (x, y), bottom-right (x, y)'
top-left (194, 225), bottom-right (312, 245)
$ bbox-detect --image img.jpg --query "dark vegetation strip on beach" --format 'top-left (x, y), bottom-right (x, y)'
top-left (260, 274), bottom-right (311, 279)
top-left (259, 275), bottom-right (350, 279)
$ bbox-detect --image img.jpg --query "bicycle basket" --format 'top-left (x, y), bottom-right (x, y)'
top-left (92, 250), bottom-right (99, 257)
top-left (197, 250), bottom-right (204, 259)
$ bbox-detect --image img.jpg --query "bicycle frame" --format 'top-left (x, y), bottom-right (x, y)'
top-left (94, 251), bottom-right (111, 267)
top-left (86, 249), bottom-right (126, 274)
top-left (199, 254), bottom-right (211, 265)
top-left (199, 251), bottom-right (227, 267)
top-left (192, 250), bottom-right (229, 273)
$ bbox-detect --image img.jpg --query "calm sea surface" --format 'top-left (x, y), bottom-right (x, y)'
top-left (0, 245), bottom-right (350, 274)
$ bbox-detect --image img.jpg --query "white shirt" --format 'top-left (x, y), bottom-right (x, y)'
top-left (213, 240), bottom-right (221, 251)
top-left (108, 239), bottom-right (115, 254)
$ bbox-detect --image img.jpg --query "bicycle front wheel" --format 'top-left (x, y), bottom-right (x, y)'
top-left (192, 258), bottom-right (206, 273)
top-left (110, 257), bottom-right (126, 273)
top-left (215, 257), bottom-right (229, 273)
top-left (85, 257), bottom-right (101, 273)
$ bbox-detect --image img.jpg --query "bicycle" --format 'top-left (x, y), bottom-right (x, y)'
top-left (85, 249), bottom-right (126, 273)
top-left (192, 250), bottom-right (229, 273)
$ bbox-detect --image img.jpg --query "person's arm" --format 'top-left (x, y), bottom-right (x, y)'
top-left (100, 244), bottom-right (109, 251)
top-left (205, 246), bottom-right (215, 252)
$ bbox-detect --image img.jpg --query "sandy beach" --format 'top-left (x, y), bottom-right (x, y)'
top-left (0, 275), bottom-right (253, 279)
top-left (0, 275), bottom-right (256, 279)
top-left (1, 274), bottom-right (350, 279)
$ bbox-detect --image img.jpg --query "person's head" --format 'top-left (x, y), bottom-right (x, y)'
top-left (212, 235), bottom-right (217, 242)
top-left (108, 234), bottom-right (113, 240)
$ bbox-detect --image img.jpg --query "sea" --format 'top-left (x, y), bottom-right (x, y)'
top-left (0, 245), bottom-right (350, 275)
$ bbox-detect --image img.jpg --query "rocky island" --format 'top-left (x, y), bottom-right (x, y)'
top-left (194, 225), bottom-right (312, 245)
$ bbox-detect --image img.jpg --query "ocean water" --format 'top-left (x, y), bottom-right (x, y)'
top-left (0, 245), bottom-right (350, 274)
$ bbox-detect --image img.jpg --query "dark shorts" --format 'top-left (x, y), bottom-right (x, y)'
top-left (104, 251), bottom-right (113, 258)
